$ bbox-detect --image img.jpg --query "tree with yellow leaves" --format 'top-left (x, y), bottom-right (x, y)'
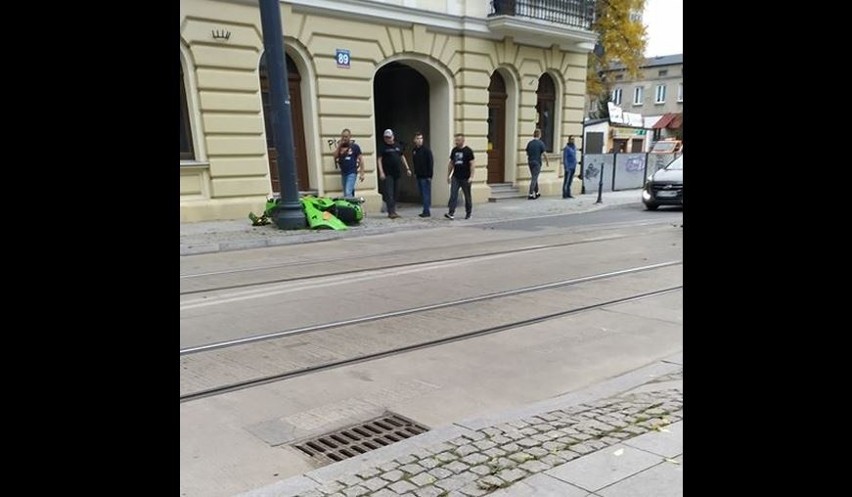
top-left (587, 0), bottom-right (648, 100)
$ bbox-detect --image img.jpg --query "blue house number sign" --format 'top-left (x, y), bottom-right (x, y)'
top-left (336, 49), bottom-right (351, 69)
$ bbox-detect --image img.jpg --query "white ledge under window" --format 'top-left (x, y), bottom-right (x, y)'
top-left (486, 16), bottom-right (596, 50)
top-left (180, 160), bottom-right (210, 169)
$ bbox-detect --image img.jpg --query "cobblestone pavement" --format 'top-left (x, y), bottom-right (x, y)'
top-left (180, 191), bottom-right (644, 255)
top-left (286, 370), bottom-right (683, 497)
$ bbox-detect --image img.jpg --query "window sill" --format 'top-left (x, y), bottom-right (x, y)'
top-left (654, 102), bottom-right (665, 105)
top-left (180, 160), bottom-right (210, 170)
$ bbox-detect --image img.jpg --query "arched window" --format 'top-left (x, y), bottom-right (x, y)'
top-left (535, 74), bottom-right (556, 152)
top-left (180, 58), bottom-right (195, 161)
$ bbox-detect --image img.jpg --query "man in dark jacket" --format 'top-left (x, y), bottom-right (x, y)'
top-left (412, 131), bottom-right (434, 217)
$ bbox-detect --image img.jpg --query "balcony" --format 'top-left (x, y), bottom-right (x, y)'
top-left (486, 0), bottom-right (597, 50)
top-left (488, 0), bottom-right (596, 31)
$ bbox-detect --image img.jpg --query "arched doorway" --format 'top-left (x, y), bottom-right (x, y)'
top-left (260, 53), bottom-right (309, 192)
top-left (487, 72), bottom-right (507, 184)
top-left (535, 73), bottom-right (556, 153)
top-left (373, 62), bottom-right (430, 203)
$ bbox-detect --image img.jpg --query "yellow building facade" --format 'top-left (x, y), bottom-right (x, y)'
top-left (180, 0), bottom-right (596, 222)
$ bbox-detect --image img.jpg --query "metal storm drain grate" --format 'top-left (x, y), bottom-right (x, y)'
top-left (293, 412), bottom-right (429, 463)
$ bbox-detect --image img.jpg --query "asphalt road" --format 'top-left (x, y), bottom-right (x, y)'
top-left (468, 203), bottom-right (682, 232)
top-left (179, 206), bottom-right (683, 497)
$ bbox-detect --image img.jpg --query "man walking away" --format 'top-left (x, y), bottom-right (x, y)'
top-left (525, 129), bottom-right (550, 199)
top-left (445, 133), bottom-right (475, 220)
top-left (412, 131), bottom-right (434, 217)
top-left (562, 136), bottom-right (577, 198)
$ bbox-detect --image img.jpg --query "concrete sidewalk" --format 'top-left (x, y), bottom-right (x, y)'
top-left (180, 190), bottom-right (643, 256)
top-left (236, 354), bottom-right (683, 497)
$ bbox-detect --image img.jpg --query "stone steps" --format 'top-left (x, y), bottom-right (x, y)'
top-left (488, 183), bottom-right (526, 202)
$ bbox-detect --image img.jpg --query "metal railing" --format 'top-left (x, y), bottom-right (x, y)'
top-left (489, 0), bottom-right (596, 30)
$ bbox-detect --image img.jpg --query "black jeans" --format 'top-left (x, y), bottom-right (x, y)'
top-left (383, 175), bottom-right (401, 214)
top-left (448, 177), bottom-right (472, 216)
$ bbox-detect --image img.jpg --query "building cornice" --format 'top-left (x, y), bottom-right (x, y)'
top-left (214, 0), bottom-right (596, 52)
top-left (486, 15), bottom-right (597, 51)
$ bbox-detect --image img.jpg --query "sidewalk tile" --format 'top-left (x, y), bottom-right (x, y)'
top-left (622, 421), bottom-right (683, 458)
top-left (545, 444), bottom-right (662, 492)
top-left (488, 473), bottom-right (588, 496)
top-left (597, 458), bottom-right (682, 497)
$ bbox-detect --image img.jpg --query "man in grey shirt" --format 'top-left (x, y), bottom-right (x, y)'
top-left (525, 129), bottom-right (550, 199)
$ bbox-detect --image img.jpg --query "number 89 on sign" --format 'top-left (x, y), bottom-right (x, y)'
top-left (336, 49), bottom-right (351, 69)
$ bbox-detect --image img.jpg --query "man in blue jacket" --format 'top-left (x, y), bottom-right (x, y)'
top-left (562, 136), bottom-right (577, 198)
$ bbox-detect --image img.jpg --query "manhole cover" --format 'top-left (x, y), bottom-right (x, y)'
top-left (293, 412), bottom-right (429, 463)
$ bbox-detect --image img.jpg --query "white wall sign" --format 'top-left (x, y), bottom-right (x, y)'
top-left (625, 112), bottom-right (644, 127)
top-left (608, 102), bottom-right (644, 128)
top-left (607, 102), bottom-right (623, 124)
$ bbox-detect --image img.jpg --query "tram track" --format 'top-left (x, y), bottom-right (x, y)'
top-left (179, 220), bottom-right (676, 296)
top-left (180, 261), bottom-right (682, 403)
top-left (180, 260), bottom-right (681, 355)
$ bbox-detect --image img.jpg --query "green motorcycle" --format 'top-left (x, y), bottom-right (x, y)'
top-left (251, 196), bottom-right (364, 230)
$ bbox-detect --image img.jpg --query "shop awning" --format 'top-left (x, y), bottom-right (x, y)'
top-left (651, 113), bottom-right (682, 129)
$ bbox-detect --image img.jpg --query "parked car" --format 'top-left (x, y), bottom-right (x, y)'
top-left (642, 155), bottom-right (683, 210)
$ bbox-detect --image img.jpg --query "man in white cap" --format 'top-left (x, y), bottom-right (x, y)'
top-left (377, 128), bottom-right (412, 218)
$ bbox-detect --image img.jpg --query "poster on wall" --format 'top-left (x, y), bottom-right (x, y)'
top-left (613, 154), bottom-right (647, 191)
top-left (582, 154), bottom-right (615, 193)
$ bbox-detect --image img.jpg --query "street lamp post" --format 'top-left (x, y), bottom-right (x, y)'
top-left (259, 0), bottom-right (306, 229)
top-left (580, 121), bottom-right (586, 194)
top-left (595, 157), bottom-right (604, 204)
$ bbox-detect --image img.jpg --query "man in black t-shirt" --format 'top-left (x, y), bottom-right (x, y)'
top-left (377, 128), bottom-right (412, 219)
top-left (525, 128), bottom-right (550, 199)
top-left (332, 128), bottom-right (364, 198)
top-left (444, 133), bottom-right (475, 220)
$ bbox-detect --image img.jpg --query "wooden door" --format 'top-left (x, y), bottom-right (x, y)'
top-left (487, 72), bottom-right (507, 184)
top-left (260, 55), bottom-right (309, 193)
